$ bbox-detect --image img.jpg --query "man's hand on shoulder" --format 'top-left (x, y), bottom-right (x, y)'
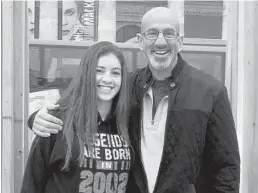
top-left (32, 104), bottom-right (63, 137)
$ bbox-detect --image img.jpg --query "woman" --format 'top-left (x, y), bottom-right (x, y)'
top-left (62, 1), bottom-right (84, 41)
top-left (63, 0), bottom-right (95, 41)
top-left (21, 41), bottom-right (132, 193)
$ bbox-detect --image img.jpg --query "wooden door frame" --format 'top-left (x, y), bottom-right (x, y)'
top-left (2, 1), bottom-right (29, 193)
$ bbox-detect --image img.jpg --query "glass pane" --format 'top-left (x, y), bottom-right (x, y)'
top-left (29, 45), bottom-right (225, 95)
top-left (184, 1), bottom-right (223, 39)
top-left (28, 44), bottom-right (225, 149)
top-left (136, 51), bottom-right (148, 69)
top-left (181, 52), bottom-right (224, 81)
top-left (116, 1), bottom-right (167, 42)
top-left (123, 51), bottom-right (134, 72)
top-left (133, 51), bottom-right (224, 82)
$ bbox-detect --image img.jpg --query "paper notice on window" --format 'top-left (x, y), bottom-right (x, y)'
top-left (29, 89), bottom-right (61, 116)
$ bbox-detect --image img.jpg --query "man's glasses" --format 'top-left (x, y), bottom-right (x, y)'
top-left (142, 28), bottom-right (179, 40)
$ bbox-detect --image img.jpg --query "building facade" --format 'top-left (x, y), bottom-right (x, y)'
top-left (2, 1), bottom-right (258, 193)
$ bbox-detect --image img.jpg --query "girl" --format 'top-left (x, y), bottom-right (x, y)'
top-left (21, 41), bottom-right (132, 193)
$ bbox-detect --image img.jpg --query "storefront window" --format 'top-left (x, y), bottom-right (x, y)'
top-left (184, 1), bottom-right (223, 39)
top-left (29, 44), bottom-right (225, 92)
top-left (28, 0), bottom-right (226, 128)
top-left (116, 1), bottom-right (167, 42)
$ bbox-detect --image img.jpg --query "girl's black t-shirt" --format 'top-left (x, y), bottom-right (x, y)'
top-left (21, 114), bottom-right (132, 193)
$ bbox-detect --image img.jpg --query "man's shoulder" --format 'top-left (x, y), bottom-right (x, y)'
top-left (178, 64), bottom-right (229, 112)
top-left (183, 64), bottom-right (223, 91)
top-left (180, 64), bottom-right (225, 103)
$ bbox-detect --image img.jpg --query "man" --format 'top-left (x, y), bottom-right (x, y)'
top-left (28, 7), bottom-right (240, 193)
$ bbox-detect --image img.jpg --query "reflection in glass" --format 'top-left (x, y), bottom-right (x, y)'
top-left (184, 1), bottom-right (223, 39)
top-left (116, 1), bottom-right (167, 42)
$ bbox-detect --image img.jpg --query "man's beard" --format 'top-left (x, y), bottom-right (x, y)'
top-left (149, 57), bottom-right (172, 70)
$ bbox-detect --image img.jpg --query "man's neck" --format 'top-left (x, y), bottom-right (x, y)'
top-left (150, 57), bottom-right (178, 81)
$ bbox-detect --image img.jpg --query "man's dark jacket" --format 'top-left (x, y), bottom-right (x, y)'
top-left (126, 54), bottom-right (240, 193)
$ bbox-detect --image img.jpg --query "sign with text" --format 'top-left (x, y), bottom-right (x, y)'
top-left (28, 0), bottom-right (98, 41)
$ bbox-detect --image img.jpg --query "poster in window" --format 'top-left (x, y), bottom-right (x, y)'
top-left (28, 0), bottom-right (98, 41)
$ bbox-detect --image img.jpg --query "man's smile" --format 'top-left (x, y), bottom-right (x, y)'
top-left (153, 50), bottom-right (169, 55)
top-left (152, 50), bottom-right (171, 59)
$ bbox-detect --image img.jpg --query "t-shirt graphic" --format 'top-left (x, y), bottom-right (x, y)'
top-left (78, 132), bottom-right (131, 193)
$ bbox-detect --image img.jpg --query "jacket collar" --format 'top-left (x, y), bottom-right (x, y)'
top-left (142, 53), bottom-right (186, 90)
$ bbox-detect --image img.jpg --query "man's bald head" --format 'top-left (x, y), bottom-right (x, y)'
top-left (141, 7), bottom-right (180, 34)
top-left (137, 6), bottom-right (183, 75)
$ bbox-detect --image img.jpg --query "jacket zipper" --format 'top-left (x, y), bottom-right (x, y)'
top-left (152, 83), bottom-right (177, 193)
top-left (140, 77), bottom-right (155, 193)
top-left (152, 129), bottom-right (167, 193)
top-left (139, 61), bottom-right (183, 193)
top-left (152, 81), bottom-right (171, 193)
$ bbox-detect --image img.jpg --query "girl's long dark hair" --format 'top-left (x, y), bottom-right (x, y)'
top-left (54, 41), bottom-right (129, 170)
